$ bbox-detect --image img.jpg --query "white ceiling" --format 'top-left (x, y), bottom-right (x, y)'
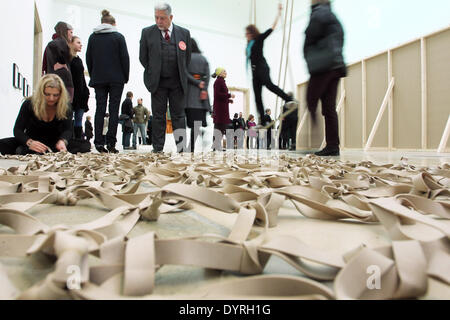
top-left (55, 0), bottom-right (310, 38)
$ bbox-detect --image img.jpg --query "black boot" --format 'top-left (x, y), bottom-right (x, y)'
top-left (74, 127), bottom-right (83, 139)
top-left (315, 146), bottom-right (340, 157)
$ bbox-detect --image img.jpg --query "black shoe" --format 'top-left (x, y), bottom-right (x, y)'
top-left (95, 145), bottom-right (108, 153)
top-left (107, 145), bottom-right (119, 154)
top-left (151, 149), bottom-right (163, 154)
top-left (289, 145), bottom-right (296, 151)
top-left (315, 147), bottom-right (340, 157)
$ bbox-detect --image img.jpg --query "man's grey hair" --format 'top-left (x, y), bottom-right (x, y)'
top-left (155, 3), bottom-right (172, 16)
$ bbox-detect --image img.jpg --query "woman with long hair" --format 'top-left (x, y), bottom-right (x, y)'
top-left (0, 74), bottom-right (73, 155)
top-left (43, 21), bottom-right (75, 102)
top-left (70, 36), bottom-right (90, 139)
top-left (245, 4), bottom-right (297, 125)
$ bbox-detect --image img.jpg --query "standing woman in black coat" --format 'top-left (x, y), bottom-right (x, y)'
top-left (245, 4), bottom-right (297, 125)
top-left (43, 22), bottom-right (74, 102)
top-left (70, 36), bottom-right (90, 139)
top-left (304, 0), bottom-right (347, 157)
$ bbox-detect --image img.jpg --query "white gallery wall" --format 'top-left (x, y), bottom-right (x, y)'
top-left (0, 1), bottom-right (36, 139)
top-left (0, 0), bottom-right (449, 144)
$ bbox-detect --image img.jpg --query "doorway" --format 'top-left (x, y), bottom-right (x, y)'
top-left (33, 2), bottom-right (43, 91)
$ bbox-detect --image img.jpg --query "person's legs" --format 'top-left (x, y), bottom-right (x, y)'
top-left (151, 87), bottom-right (170, 152)
top-left (321, 71), bottom-right (341, 149)
top-left (106, 84), bottom-right (124, 149)
top-left (168, 86), bottom-right (187, 153)
top-left (138, 124), bottom-right (147, 145)
top-left (132, 123), bottom-right (139, 148)
top-left (288, 123), bottom-right (297, 150)
top-left (259, 65), bottom-right (293, 102)
top-left (252, 75), bottom-right (265, 123)
top-left (94, 85), bottom-right (109, 147)
top-left (306, 72), bottom-right (332, 125)
top-left (0, 137), bottom-right (20, 155)
top-left (73, 109), bottom-right (85, 139)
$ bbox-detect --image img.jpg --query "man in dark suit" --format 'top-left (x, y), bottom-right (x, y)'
top-left (262, 109), bottom-right (273, 150)
top-left (139, 3), bottom-right (192, 153)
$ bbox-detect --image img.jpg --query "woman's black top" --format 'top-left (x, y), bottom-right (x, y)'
top-left (249, 29), bottom-right (273, 68)
top-left (70, 56), bottom-right (90, 111)
top-left (13, 99), bottom-right (73, 148)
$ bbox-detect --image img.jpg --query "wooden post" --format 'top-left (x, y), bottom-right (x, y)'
top-left (437, 115), bottom-right (450, 153)
top-left (340, 79), bottom-right (346, 149)
top-left (362, 60), bottom-right (367, 147)
top-left (365, 78), bottom-right (395, 151)
top-left (421, 38), bottom-right (428, 150)
top-left (388, 51), bottom-right (394, 150)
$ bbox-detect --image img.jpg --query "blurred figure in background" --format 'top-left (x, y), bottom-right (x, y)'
top-left (185, 38), bottom-right (211, 152)
top-left (304, 0), bottom-right (346, 156)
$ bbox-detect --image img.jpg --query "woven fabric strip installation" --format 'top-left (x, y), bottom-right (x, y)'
top-left (0, 152), bottom-right (448, 300)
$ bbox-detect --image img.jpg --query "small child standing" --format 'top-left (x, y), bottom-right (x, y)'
top-left (212, 67), bottom-right (235, 151)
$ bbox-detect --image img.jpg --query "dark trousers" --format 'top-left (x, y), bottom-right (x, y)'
top-left (122, 132), bottom-right (131, 148)
top-left (93, 84), bottom-right (124, 147)
top-left (287, 122), bottom-right (297, 148)
top-left (151, 83), bottom-right (186, 152)
top-left (0, 137), bottom-right (55, 155)
top-left (307, 70), bottom-right (341, 148)
top-left (252, 64), bottom-right (292, 122)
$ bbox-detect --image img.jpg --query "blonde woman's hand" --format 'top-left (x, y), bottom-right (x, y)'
top-left (231, 94), bottom-right (236, 99)
top-left (27, 139), bottom-right (51, 154)
top-left (55, 139), bottom-right (68, 152)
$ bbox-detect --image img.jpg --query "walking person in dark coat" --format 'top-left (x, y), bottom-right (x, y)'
top-left (43, 22), bottom-right (74, 102)
top-left (86, 10), bottom-right (130, 154)
top-left (120, 91), bottom-right (134, 149)
top-left (185, 39), bottom-right (211, 152)
top-left (69, 36), bottom-right (90, 139)
top-left (281, 92), bottom-right (298, 151)
top-left (139, 3), bottom-right (192, 153)
top-left (212, 67), bottom-right (234, 151)
top-left (245, 4), bottom-right (297, 125)
top-left (304, 0), bottom-right (347, 157)
top-left (84, 116), bottom-right (94, 143)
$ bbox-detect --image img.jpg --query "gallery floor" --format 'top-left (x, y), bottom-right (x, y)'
top-left (0, 149), bottom-right (449, 300)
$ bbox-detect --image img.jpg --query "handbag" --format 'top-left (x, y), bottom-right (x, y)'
top-left (200, 90), bottom-right (208, 101)
top-left (67, 138), bottom-right (91, 154)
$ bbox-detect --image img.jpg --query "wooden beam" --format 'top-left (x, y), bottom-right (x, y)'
top-left (437, 115), bottom-right (450, 153)
top-left (340, 79), bottom-right (346, 149)
top-left (388, 50), bottom-right (394, 150)
top-left (421, 38), bottom-right (428, 150)
top-left (362, 60), bottom-right (367, 146)
top-left (365, 78), bottom-right (395, 152)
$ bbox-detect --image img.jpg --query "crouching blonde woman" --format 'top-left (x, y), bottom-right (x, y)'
top-left (0, 74), bottom-right (73, 155)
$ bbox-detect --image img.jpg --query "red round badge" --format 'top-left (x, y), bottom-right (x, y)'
top-left (179, 41), bottom-right (187, 51)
